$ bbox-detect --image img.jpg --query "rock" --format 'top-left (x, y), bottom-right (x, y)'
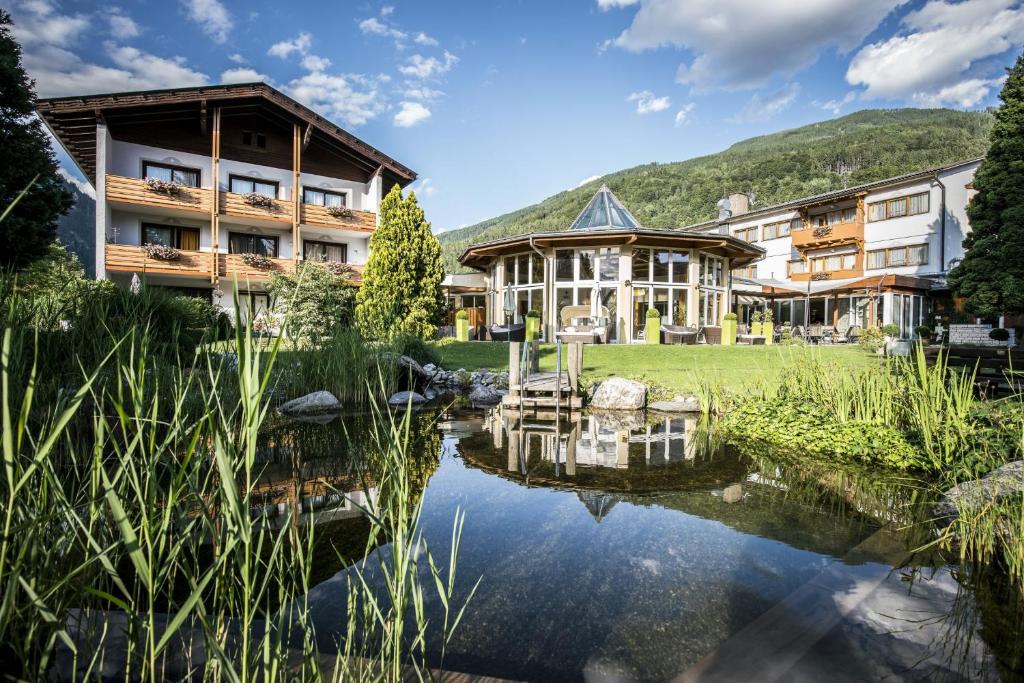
top-left (423, 363), bottom-right (437, 374)
top-left (589, 409), bottom-right (646, 431)
top-left (278, 391), bottom-right (342, 417)
top-left (650, 395), bottom-right (702, 413)
top-left (424, 388), bottom-right (439, 401)
top-left (589, 378), bottom-right (647, 411)
top-left (381, 353), bottom-right (429, 382)
top-left (388, 391), bottom-right (427, 408)
top-left (933, 460), bottom-right (1024, 526)
top-left (468, 385), bottom-right (503, 405)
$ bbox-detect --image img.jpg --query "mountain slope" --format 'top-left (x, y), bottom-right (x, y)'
top-left (439, 108), bottom-right (993, 272)
top-left (57, 181), bottom-right (96, 277)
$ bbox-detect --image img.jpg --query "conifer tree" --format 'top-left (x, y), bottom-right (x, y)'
top-left (0, 11), bottom-right (73, 269)
top-left (356, 185), bottom-right (446, 340)
top-left (948, 53), bottom-right (1024, 318)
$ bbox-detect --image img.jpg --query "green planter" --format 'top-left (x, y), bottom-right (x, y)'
top-left (645, 317), bottom-right (661, 345)
top-left (455, 318), bottom-right (469, 342)
top-left (526, 316), bottom-right (540, 341)
top-left (762, 322), bottom-right (775, 345)
top-left (722, 318), bottom-right (737, 346)
top-left (751, 322), bottom-right (763, 337)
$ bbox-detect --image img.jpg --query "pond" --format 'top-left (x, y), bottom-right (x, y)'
top-left (262, 408), bottom-right (1023, 682)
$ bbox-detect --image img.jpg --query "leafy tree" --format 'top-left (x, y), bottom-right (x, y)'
top-left (356, 185), bottom-right (445, 340)
top-left (0, 11), bottom-right (73, 269)
top-left (948, 54), bottom-right (1024, 318)
top-left (267, 261), bottom-right (357, 341)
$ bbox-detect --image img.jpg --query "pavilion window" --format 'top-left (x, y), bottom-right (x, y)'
top-left (670, 251), bottom-right (689, 283)
top-left (555, 250), bottom-right (574, 281)
top-left (633, 248), bottom-right (651, 281)
top-left (504, 256), bottom-right (517, 285)
top-left (652, 250), bottom-right (670, 282)
top-left (531, 253), bottom-right (545, 283)
top-left (579, 250), bottom-right (595, 280)
top-left (599, 248), bottom-right (619, 281)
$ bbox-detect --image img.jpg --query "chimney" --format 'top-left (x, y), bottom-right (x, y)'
top-left (728, 192), bottom-right (750, 216)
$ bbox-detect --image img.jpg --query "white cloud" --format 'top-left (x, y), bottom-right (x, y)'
top-left (674, 102), bottom-right (695, 126)
top-left (847, 0), bottom-right (1024, 107)
top-left (25, 42), bottom-right (209, 98)
top-left (180, 0), bottom-right (232, 44)
top-left (56, 167), bottom-right (96, 199)
top-left (220, 67), bottom-right (269, 84)
top-left (729, 83), bottom-right (800, 123)
top-left (627, 90), bottom-right (671, 114)
top-left (393, 101), bottom-right (431, 127)
top-left (598, 0), bottom-right (639, 8)
top-left (268, 32), bottom-right (312, 58)
top-left (414, 177), bottom-right (437, 196)
top-left (301, 54), bottom-right (331, 72)
top-left (815, 91), bottom-right (857, 115)
top-left (381, 5), bottom-right (395, 16)
top-left (9, 0), bottom-right (90, 47)
top-left (414, 31), bottom-right (439, 46)
top-left (359, 17), bottom-right (407, 42)
top-left (284, 71), bottom-right (386, 127)
top-left (610, 0), bottom-right (906, 90)
top-left (403, 85), bottom-right (445, 100)
top-left (108, 10), bottom-right (140, 39)
top-left (576, 175), bottom-right (601, 188)
top-left (228, 52), bottom-right (246, 64)
top-left (399, 51), bottom-right (459, 79)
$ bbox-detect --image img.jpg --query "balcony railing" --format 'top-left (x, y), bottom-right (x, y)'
top-left (792, 220), bottom-right (863, 249)
top-left (219, 191), bottom-right (293, 223)
top-left (105, 243), bottom-right (214, 276)
top-left (300, 203), bottom-right (376, 231)
top-left (106, 175), bottom-right (212, 214)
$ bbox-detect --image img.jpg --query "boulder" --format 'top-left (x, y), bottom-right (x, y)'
top-left (589, 378), bottom-right (647, 411)
top-left (468, 385), bottom-right (504, 405)
top-left (649, 395), bottom-right (702, 413)
top-left (380, 353), bottom-right (430, 385)
top-left (278, 391), bottom-right (342, 417)
top-left (388, 391), bottom-right (427, 409)
top-left (933, 460), bottom-right (1024, 526)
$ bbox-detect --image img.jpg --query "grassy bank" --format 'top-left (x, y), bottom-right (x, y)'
top-left (433, 341), bottom-right (879, 395)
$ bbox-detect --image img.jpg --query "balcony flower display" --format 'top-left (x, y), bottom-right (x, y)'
top-left (144, 177), bottom-right (182, 196)
top-left (810, 272), bottom-right (832, 281)
top-left (242, 192), bottom-right (275, 209)
top-left (240, 252), bottom-right (274, 269)
top-left (142, 243), bottom-right (180, 261)
top-left (812, 225), bottom-right (833, 238)
top-left (325, 261), bottom-right (353, 277)
top-left (326, 205), bottom-right (354, 219)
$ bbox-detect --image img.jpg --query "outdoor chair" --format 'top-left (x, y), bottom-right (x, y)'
top-left (790, 325), bottom-right (804, 341)
top-left (699, 326), bottom-right (722, 345)
top-left (557, 304), bottom-right (609, 344)
top-left (846, 325), bottom-right (862, 343)
top-left (807, 324), bottom-right (824, 343)
top-left (662, 325), bottom-right (698, 344)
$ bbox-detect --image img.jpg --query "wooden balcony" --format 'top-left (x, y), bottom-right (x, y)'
top-left (792, 221), bottom-right (864, 250)
top-left (219, 191), bottom-right (293, 224)
top-left (105, 175), bottom-right (211, 215)
top-left (105, 244), bottom-right (213, 276)
top-left (300, 204), bottom-right (376, 232)
top-left (219, 254), bottom-right (294, 281)
top-left (791, 267), bottom-right (864, 283)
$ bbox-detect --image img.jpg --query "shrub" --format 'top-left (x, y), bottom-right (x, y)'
top-left (646, 307), bottom-right (661, 319)
top-left (526, 309), bottom-right (540, 319)
top-left (989, 327), bottom-right (1010, 342)
top-left (915, 324), bottom-right (933, 338)
top-left (724, 312), bottom-right (738, 321)
top-left (882, 323), bottom-right (901, 337)
top-left (455, 309), bottom-right (469, 320)
top-left (392, 332), bottom-right (442, 367)
top-left (267, 261), bottom-right (356, 342)
top-left (858, 326), bottom-right (885, 351)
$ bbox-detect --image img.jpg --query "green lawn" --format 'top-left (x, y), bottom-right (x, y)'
top-left (432, 341), bottom-right (880, 395)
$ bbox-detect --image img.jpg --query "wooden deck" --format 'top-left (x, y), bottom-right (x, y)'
top-left (503, 342), bottom-right (583, 410)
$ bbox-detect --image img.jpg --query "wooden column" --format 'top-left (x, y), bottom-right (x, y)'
top-left (210, 108), bottom-right (221, 284)
top-left (292, 124), bottom-right (302, 270)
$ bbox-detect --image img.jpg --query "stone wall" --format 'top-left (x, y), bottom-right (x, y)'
top-left (949, 324), bottom-right (1016, 347)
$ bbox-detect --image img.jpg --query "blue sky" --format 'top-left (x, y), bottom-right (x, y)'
top-left (11, 0), bottom-right (1023, 231)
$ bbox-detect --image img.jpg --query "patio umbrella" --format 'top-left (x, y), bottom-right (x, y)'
top-left (590, 282), bottom-right (603, 321)
top-left (503, 283), bottom-right (515, 324)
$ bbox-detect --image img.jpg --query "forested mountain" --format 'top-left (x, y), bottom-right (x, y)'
top-left (439, 108), bottom-right (993, 272)
top-left (56, 181), bottom-right (95, 277)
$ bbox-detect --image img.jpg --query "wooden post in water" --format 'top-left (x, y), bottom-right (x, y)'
top-left (509, 342), bottom-right (521, 396)
top-left (529, 340), bottom-right (540, 374)
top-left (567, 343), bottom-right (583, 394)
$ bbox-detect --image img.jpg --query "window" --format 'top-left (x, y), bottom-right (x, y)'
top-left (241, 130), bottom-right (267, 149)
top-left (809, 252), bottom-right (856, 272)
top-left (787, 260), bottom-right (806, 276)
top-left (734, 226), bottom-right (757, 242)
top-left (229, 175), bottom-right (278, 199)
top-left (532, 253), bottom-right (545, 283)
top-left (579, 250), bottom-right (595, 280)
top-left (652, 250), bottom-right (670, 282)
top-left (555, 250), bottom-right (574, 281)
top-left (142, 161), bottom-right (199, 187)
top-left (599, 248), bottom-right (619, 281)
top-left (303, 187), bottom-right (346, 208)
top-left (866, 244), bottom-right (929, 269)
top-left (700, 255), bottom-right (724, 287)
top-left (762, 220), bottom-right (793, 240)
top-left (867, 192), bottom-right (930, 222)
top-left (304, 240), bottom-right (347, 263)
top-left (670, 251), bottom-right (689, 283)
top-left (633, 248), bottom-right (651, 281)
top-left (504, 256), bottom-right (517, 285)
top-left (229, 232), bottom-right (279, 257)
top-left (733, 265), bottom-right (756, 279)
top-left (142, 223), bottom-right (200, 250)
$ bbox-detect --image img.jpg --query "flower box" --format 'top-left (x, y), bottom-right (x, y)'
top-left (326, 206), bottom-right (354, 219)
top-left (144, 177), bottom-right (182, 196)
top-left (142, 243), bottom-right (180, 261)
top-left (242, 192), bottom-right (275, 209)
top-left (240, 252), bottom-right (274, 269)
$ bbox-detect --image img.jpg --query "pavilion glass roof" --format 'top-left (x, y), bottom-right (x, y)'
top-left (569, 185), bottom-right (640, 231)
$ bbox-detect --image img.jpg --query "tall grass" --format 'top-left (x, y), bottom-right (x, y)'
top-left (0, 288), bottom-right (474, 680)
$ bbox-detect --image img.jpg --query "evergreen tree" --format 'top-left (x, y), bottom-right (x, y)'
top-left (0, 10), bottom-right (73, 270)
top-left (356, 185), bottom-right (445, 340)
top-left (948, 54), bottom-right (1024, 318)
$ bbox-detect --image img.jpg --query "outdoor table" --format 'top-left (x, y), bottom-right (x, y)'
top-left (737, 334), bottom-right (766, 345)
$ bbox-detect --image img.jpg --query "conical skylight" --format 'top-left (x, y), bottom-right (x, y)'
top-left (570, 185), bottom-right (640, 231)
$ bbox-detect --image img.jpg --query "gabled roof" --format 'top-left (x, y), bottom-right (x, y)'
top-left (35, 82), bottom-right (416, 187)
top-left (570, 185), bottom-right (640, 230)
